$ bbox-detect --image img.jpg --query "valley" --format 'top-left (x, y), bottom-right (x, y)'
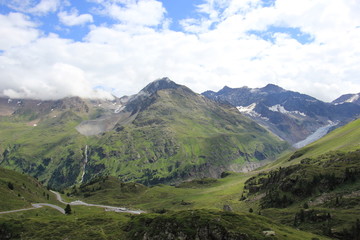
top-left (1, 79), bottom-right (359, 239)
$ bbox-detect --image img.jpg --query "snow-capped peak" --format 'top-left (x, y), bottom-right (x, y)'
top-left (345, 94), bottom-right (360, 103)
top-left (332, 93), bottom-right (360, 105)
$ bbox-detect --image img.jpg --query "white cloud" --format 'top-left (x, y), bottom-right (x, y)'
top-left (0, 13), bottom-right (40, 50)
top-left (4, 0), bottom-right (63, 15)
top-left (95, 0), bottom-right (166, 26)
top-left (0, 0), bottom-right (360, 102)
top-left (29, 0), bottom-right (62, 15)
top-left (58, 9), bottom-right (93, 26)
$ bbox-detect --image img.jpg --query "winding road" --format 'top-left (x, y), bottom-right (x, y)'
top-left (50, 190), bottom-right (144, 214)
top-left (0, 191), bottom-right (144, 215)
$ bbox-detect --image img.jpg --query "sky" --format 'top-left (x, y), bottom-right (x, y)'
top-left (0, 0), bottom-right (360, 102)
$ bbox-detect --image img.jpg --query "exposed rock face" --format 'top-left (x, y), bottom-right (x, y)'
top-left (203, 84), bottom-right (360, 146)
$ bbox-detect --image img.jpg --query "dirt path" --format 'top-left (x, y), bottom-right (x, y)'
top-left (0, 191), bottom-right (144, 215)
top-left (0, 207), bottom-right (35, 215)
top-left (50, 190), bottom-right (144, 214)
top-left (0, 203), bottom-right (65, 215)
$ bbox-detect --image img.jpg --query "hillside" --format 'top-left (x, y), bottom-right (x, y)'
top-left (0, 167), bottom-right (56, 211)
top-left (241, 118), bottom-right (360, 238)
top-left (0, 78), bottom-right (289, 189)
top-left (82, 80), bottom-right (288, 186)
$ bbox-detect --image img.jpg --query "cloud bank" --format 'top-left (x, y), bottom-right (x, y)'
top-left (0, 0), bottom-right (359, 101)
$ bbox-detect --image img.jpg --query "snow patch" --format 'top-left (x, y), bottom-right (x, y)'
top-left (268, 104), bottom-right (306, 116)
top-left (237, 103), bottom-right (256, 113)
top-left (237, 103), bottom-right (260, 117)
top-left (114, 105), bottom-right (125, 113)
top-left (345, 94), bottom-right (359, 103)
top-left (237, 103), bottom-right (269, 121)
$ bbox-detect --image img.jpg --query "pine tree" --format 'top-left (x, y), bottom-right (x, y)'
top-left (64, 204), bottom-right (72, 215)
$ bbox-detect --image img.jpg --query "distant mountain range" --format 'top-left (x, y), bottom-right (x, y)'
top-left (0, 78), bottom-right (288, 189)
top-left (203, 84), bottom-right (360, 147)
top-left (332, 92), bottom-right (360, 105)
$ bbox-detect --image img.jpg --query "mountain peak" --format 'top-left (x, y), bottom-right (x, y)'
top-left (332, 93), bottom-right (360, 105)
top-left (261, 84), bottom-right (284, 93)
top-left (142, 77), bottom-right (180, 94)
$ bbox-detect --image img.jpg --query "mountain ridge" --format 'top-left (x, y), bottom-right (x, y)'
top-left (0, 78), bottom-right (288, 189)
top-left (202, 84), bottom-right (360, 146)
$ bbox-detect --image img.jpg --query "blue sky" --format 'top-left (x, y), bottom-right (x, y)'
top-left (0, 0), bottom-right (359, 101)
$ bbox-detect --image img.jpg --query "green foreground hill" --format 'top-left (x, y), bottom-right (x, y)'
top-left (241, 118), bottom-right (360, 239)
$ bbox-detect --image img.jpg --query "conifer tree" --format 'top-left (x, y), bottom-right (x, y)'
top-left (64, 204), bottom-right (72, 215)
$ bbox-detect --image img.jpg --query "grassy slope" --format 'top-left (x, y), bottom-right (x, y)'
top-left (84, 88), bottom-right (288, 185)
top-left (0, 170), bottom-right (326, 240)
top-left (0, 167), bottom-right (59, 211)
top-left (0, 111), bottom-right (87, 189)
top-left (0, 89), bottom-right (289, 189)
top-left (0, 205), bottom-right (131, 240)
top-left (240, 118), bottom-right (360, 237)
top-left (265, 118), bottom-right (360, 170)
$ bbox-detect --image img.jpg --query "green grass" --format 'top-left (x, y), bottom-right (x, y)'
top-left (0, 205), bottom-right (132, 240)
top-left (0, 167), bottom-right (59, 211)
top-left (265, 118), bottom-right (360, 170)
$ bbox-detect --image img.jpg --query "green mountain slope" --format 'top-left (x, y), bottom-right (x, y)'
top-left (241, 118), bottom-right (360, 238)
top-left (0, 167), bottom-right (56, 211)
top-left (0, 79), bottom-right (289, 189)
top-left (266, 118), bottom-right (360, 169)
top-left (0, 111), bottom-right (87, 189)
top-left (84, 83), bottom-right (288, 185)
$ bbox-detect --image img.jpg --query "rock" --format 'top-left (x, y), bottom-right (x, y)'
top-left (262, 230), bottom-right (276, 236)
top-left (223, 205), bottom-right (233, 212)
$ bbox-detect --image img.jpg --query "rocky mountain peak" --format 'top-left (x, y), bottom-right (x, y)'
top-left (261, 84), bottom-right (284, 93)
top-left (141, 77), bottom-right (180, 95)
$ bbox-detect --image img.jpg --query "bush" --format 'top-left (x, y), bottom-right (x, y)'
top-left (7, 182), bottom-right (14, 190)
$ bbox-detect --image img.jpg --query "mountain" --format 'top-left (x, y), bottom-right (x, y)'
top-left (203, 84), bottom-right (360, 147)
top-left (0, 78), bottom-right (288, 189)
top-left (332, 92), bottom-right (360, 105)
